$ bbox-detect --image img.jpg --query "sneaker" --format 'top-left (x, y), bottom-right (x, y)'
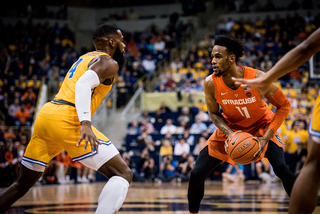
top-left (154, 178), bottom-right (162, 184)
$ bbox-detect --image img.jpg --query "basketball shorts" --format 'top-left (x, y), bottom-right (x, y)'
top-left (22, 102), bottom-right (119, 172)
top-left (203, 113), bottom-right (283, 165)
top-left (309, 94), bottom-right (320, 143)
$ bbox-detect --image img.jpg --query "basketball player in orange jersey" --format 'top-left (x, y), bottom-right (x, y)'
top-left (233, 28), bottom-right (320, 214)
top-left (0, 24), bottom-right (133, 214)
top-left (187, 35), bottom-right (296, 214)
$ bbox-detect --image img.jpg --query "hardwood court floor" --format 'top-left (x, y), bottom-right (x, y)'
top-left (4, 181), bottom-right (320, 214)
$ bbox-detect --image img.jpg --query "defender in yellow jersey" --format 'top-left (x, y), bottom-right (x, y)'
top-left (0, 24), bottom-right (133, 214)
top-left (233, 28), bottom-right (320, 214)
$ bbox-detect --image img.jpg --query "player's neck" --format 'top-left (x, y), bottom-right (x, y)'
top-left (222, 66), bottom-right (243, 89)
top-left (95, 49), bottom-right (112, 57)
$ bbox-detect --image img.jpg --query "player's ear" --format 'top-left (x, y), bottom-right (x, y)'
top-left (109, 38), bottom-right (115, 48)
top-left (229, 54), bottom-right (235, 64)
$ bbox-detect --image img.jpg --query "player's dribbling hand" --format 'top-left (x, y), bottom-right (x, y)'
top-left (225, 130), bottom-right (242, 154)
top-left (77, 120), bottom-right (101, 154)
top-left (252, 137), bottom-right (268, 162)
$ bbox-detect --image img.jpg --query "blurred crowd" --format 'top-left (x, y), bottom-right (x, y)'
top-left (1, 4), bottom-right (319, 186)
top-left (0, 8), bottom-right (194, 186)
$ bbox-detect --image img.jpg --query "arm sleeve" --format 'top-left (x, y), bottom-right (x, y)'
top-left (266, 88), bottom-right (291, 133)
top-left (75, 70), bottom-right (100, 122)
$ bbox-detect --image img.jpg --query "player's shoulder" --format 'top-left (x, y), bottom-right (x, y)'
top-left (254, 69), bottom-right (265, 78)
top-left (204, 74), bottom-right (215, 94)
top-left (92, 54), bottom-right (119, 72)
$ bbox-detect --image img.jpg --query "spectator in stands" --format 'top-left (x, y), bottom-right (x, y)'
top-left (260, 55), bottom-right (273, 71)
top-left (207, 123), bottom-right (217, 134)
top-left (178, 106), bottom-right (192, 123)
top-left (153, 109), bottom-right (165, 124)
top-left (140, 157), bottom-right (157, 182)
top-left (7, 99), bottom-right (20, 125)
top-left (189, 116), bottom-right (207, 134)
top-left (170, 58), bottom-right (183, 71)
top-left (293, 142), bottom-right (308, 174)
top-left (116, 76), bottom-right (128, 107)
top-left (130, 61), bottom-right (145, 82)
top-left (177, 154), bottom-right (195, 182)
top-left (283, 82), bottom-right (297, 98)
top-left (14, 104), bottom-right (31, 126)
top-left (174, 137), bottom-right (190, 156)
top-left (256, 158), bottom-right (279, 184)
top-left (285, 121), bottom-right (308, 154)
top-left (142, 55), bottom-right (156, 79)
top-left (123, 70), bottom-right (134, 95)
top-left (139, 110), bottom-right (154, 123)
top-left (222, 163), bottom-right (245, 183)
top-left (195, 109), bottom-right (209, 122)
top-left (160, 139), bottom-right (173, 156)
top-left (180, 129), bottom-right (195, 145)
top-left (194, 99), bottom-right (207, 112)
top-left (163, 132), bottom-right (177, 146)
top-left (139, 119), bottom-right (155, 134)
top-left (157, 155), bottom-right (177, 183)
top-left (127, 120), bottom-right (140, 135)
top-left (22, 88), bottom-right (37, 104)
top-left (158, 101), bottom-right (171, 114)
top-left (193, 136), bottom-right (207, 155)
top-left (160, 119), bottom-right (177, 135)
top-left (175, 119), bottom-right (190, 134)
top-left (136, 130), bottom-right (154, 146)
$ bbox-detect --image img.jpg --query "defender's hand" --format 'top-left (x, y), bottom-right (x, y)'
top-left (77, 121), bottom-right (101, 153)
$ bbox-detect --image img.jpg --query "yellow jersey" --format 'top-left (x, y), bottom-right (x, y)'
top-left (54, 51), bottom-right (113, 118)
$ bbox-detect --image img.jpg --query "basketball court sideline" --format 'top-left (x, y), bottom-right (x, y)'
top-left (4, 181), bottom-right (320, 213)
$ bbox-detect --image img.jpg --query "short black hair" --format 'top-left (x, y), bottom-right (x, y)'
top-left (214, 35), bottom-right (245, 61)
top-left (93, 24), bottom-right (119, 40)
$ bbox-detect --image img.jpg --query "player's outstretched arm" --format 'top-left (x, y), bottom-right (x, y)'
top-left (233, 27), bottom-right (320, 91)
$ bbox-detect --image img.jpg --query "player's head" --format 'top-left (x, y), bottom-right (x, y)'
top-left (93, 24), bottom-right (126, 67)
top-left (211, 35), bottom-right (245, 76)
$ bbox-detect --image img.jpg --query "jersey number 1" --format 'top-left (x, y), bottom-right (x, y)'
top-left (235, 106), bottom-right (251, 118)
top-left (68, 58), bottom-right (83, 79)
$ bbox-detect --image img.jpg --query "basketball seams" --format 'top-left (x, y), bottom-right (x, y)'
top-left (233, 140), bottom-right (258, 161)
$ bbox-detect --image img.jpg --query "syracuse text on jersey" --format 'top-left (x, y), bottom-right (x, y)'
top-left (222, 96), bottom-right (257, 105)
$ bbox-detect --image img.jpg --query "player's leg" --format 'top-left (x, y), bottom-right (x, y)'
top-left (266, 140), bottom-right (296, 196)
top-left (0, 165), bottom-right (43, 213)
top-left (289, 135), bottom-right (320, 214)
top-left (79, 140), bottom-right (132, 214)
top-left (188, 145), bottom-right (222, 213)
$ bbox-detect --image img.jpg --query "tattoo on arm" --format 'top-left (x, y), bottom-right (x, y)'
top-left (212, 112), bottom-right (233, 136)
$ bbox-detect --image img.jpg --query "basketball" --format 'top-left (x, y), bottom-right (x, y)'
top-left (227, 132), bottom-right (259, 165)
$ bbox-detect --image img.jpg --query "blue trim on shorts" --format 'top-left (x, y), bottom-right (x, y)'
top-left (22, 156), bottom-right (47, 167)
top-left (309, 118), bottom-right (320, 137)
top-left (72, 140), bottom-right (111, 162)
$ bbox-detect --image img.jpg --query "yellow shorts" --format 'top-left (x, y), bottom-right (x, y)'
top-left (23, 102), bottom-right (111, 167)
top-left (309, 94), bottom-right (320, 137)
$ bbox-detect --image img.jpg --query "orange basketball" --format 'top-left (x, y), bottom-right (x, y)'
top-left (227, 132), bottom-right (259, 165)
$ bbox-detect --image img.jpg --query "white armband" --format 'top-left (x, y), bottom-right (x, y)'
top-left (75, 69), bottom-right (100, 122)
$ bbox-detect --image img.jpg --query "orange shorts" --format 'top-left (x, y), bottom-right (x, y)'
top-left (203, 113), bottom-right (284, 165)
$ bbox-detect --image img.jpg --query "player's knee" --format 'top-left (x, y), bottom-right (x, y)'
top-left (121, 167), bottom-right (133, 184)
top-left (190, 168), bottom-right (205, 184)
top-left (272, 162), bottom-right (287, 175)
top-left (12, 180), bottom-right (32, 197)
